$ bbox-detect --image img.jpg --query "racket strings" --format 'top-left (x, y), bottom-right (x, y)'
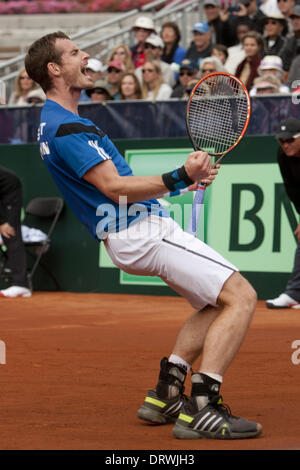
top-left (187, 75), bottom-right (249, 155)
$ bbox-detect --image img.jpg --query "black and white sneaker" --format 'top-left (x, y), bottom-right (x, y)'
top-left (173, 394), bottom-right (262, 439)
top-left (137, 357), bottom-right (187, 425)
top-left (138, 389), bottom-right (187, 424)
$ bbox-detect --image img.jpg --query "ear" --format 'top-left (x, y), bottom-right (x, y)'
top-left (47, 62), bottom-right (61, 77)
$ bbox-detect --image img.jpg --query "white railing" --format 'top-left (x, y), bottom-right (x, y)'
top-left (0, 0), bottom-right (203, 96)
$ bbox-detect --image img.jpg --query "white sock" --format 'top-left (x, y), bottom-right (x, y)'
top-left (169, 354), bottom-right (191, 372)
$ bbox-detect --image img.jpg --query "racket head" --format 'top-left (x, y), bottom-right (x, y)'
top-left (186, 72), bottom-right (251, 157)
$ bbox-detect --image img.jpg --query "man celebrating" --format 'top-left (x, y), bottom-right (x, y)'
top-left (267, 118), bottom-right (300, 309)
top-left (25, 31), bottom-right (262, 440)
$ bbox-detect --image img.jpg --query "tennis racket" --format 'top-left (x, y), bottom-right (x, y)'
top-left (184, 72), bottom-right (251, 237)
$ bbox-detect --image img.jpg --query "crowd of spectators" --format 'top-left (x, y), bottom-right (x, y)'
top-left (2, 0), bottom-right (300, 107)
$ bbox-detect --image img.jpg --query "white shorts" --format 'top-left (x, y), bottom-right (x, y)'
top-left (104, 215), bottom-right (238, 311)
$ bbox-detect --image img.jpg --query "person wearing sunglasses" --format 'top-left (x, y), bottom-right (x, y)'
top-left (199, 56), bottom-right (228, 77)
top-left (135, 34), bottom-right (176, 88)
top-left (86, 80), bottom-right (113, 102)
top-left (266, 118), bottom-right (300, 309)
top-left (141, 60), bottom-right (172, 101)
top-left (171, 59), bottom-right (198, 98)
top-left (105, 60), bottom-right (125, 100)
top-left (263, 10), bottom-right (287, 56)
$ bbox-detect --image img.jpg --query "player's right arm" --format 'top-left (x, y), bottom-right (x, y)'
top-left (83, 151), bottom-right (214, 203)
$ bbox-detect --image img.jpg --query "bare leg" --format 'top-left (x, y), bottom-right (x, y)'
top-left (171, 272), bottom-right (257, 375)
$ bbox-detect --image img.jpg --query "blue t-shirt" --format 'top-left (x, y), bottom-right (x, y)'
top-left (38, 99), bottom-right (169, 241)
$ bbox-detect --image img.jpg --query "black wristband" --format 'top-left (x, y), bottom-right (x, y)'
top-left (162, 165), bottom-right (194, 192)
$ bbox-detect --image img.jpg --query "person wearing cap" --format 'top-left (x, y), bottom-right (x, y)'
top-left (86, 80), bottom-right (112, 102)
top-left (279, 4), bottom-right (300, 72)
top-left (79, 58), bottom-right (105, 103)
top-left (135, 34), bottom-right (175, 88)
top-left (266, 118), bottom-right (300, 309)
top-left (105, 60), bottom-right (125, 100)
top-left (185, 22), bottom-right (213, 67)
top-left (131, 16), bottom-right (156, 68)
top-left (250, 55), bottom-right (290, 94)
top-left (262, 9), bottom-right (288, 55)
top-left (203, 0), bottom-right (238, 47)
top-left (171, 59), bottom-right (199, 98)
top-left (160, 22), bottom-right (186, 70)
top-left (250, 74), bottom-right (282, 94)
top-left (26, 87), bottom-right (46, 105)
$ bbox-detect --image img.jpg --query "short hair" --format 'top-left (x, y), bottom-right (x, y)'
top-left (242, 31), bottom-right (264, 49)
top-left (25, 31), bottom-right (69, 92)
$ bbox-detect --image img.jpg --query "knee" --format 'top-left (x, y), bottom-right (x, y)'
top-left (219, 272), bottom-right (257, 316)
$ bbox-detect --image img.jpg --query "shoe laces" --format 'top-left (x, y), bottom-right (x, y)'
top-left (210, 394), bottom-right (233, 419)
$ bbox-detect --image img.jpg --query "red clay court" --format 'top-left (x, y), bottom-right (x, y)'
top-left (0, 293), bottom-right (299, 450)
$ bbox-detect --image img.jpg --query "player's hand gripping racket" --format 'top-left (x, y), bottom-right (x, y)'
top-left (185, 72), bottom-right (251, 237)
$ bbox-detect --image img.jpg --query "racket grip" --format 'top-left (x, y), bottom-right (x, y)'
top-left (162, 187), bottom-right (190, 198)
top-left (187, 184), bottom-right (206, 237)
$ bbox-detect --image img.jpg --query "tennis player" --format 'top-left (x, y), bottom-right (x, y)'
top-left (25, 32), bottom-right (262, 440)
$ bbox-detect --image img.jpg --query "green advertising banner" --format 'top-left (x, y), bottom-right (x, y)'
top-left (206, 163), bottom-right (298, 273)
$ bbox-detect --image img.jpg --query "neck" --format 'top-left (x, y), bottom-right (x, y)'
top-left (46, 87), bottom-right (81, 114)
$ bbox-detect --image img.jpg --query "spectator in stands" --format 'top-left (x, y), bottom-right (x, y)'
top-left (280, 4), bottom-right (300, 73)
top-left (160, 21), bottom-right (186, 71)
top-left (108, 44), bottom-right (135, 73)
top-left (119, 73), bottom-right (142, 100)
top-left (185, 22), bottom-right (213, 67)
top-left (253, 55), bottom-right (290, 93)
top-left (86, 80), bottom-right (112, 102)
top-left (8, 67), bottom-right (38, 106)
top-left (203, 0), bottom-right (237, 47)
top-left (199, 56), bottom-right (228, 76)
top-left (171, 59), bottom-right (198, 98)
top-left (141, 60), bottom-right (173, 101)
top-left (0, 165), bottom-right (31, 298)
top-left (105, 60), bottom-right (125, 100)
top-left (235, 31), bottom-right (264, 90)
top-left (277, 0), bottom-right (295, 36)
top-left (250, 74), bottom-right (282, 94)
top-left (79, 58), bottom-right (105, 103)
top-left (232, 0), bottom-right (267, 33)
top-left (131, 16), bottom-right (156, 68)
top-left (262, 9), bottom-right (287, 55)
top-left (287, 54), bottom-right (300, 89)
top-left (266, 118), bottom-right (300, 309)
top-left (211, 44), bottom-right (229, 65)
top-left (135, 34), bottom-right (175, 88)
top-left (225, 18), bottom-right (252, 74)
top-left (26, 88), bottom-right (46, 105)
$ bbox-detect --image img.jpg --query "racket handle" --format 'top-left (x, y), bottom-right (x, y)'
top-left (187, 184), bottom-right (206, 237)
top-left (162, 187), bottom-right (190, 198)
